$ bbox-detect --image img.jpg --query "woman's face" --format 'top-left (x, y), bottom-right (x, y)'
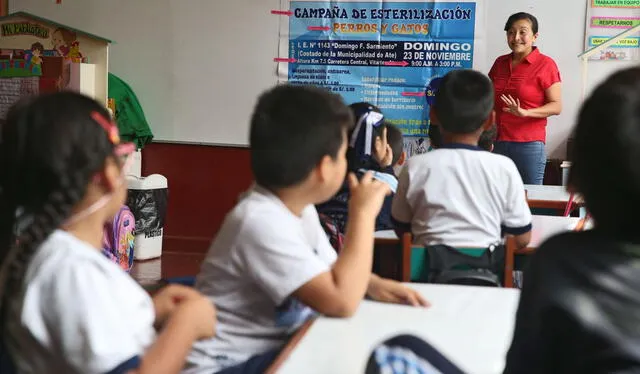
top-left (506, 19), bottom-right (537, 55)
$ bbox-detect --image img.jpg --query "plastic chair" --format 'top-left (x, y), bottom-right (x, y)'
top-left (373, 234), bottom-right (504, 286)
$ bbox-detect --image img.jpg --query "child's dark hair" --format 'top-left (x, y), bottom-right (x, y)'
top-left (569, 67), bottom-right (640, 238)
top-left (428, 123), bottom-right (442, 149)
top-left (478, 124), bottom-right (497, 151)
top-left (504, 12), bottom-right (539, 34)
top-left (0, 92), bottom-right (115, 331)
top-left (433, 69), bottom-right (494, 135)
top-left (250, 84), bottom-right (353, 189)
top-left (385, 122), bottom-right (404, 166)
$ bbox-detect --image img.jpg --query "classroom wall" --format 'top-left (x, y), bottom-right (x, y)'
top-left (11, 0), bottom-right (640, 253)
top-left (485, 1), bottom-right (638, 158)
top-left (9, 0), bottom-right (174, 148)
top-left (141, 143), bottom-right (252, 253)
top-left (13, 0), bottom-right (638, 156)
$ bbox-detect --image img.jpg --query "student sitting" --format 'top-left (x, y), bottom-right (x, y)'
top-left (0, 92), bottom-right (216, 374)
top-left (503, 67), bottom-right (640, 373)
top-left (316, 103), bottom-right (405, 235)
top-left (391, 69), bottom-right (532, 250)
top-left (185, 85), bottom-right (427, 374)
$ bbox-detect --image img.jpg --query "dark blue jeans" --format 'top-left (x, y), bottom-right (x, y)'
top-left (494, 141), bottom-right (546, 185)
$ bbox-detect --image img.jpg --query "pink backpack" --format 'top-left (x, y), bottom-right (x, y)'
top-left (102, 205), bottom-right (135, 272)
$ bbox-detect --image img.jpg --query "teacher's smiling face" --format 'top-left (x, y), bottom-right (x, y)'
top-left (506, 19), bottom-right (537, 55)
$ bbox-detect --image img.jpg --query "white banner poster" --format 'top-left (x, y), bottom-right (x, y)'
top-left (276, 0), bottom-right (485, 155)
top-left (585, 0), bottom-right (640, 60)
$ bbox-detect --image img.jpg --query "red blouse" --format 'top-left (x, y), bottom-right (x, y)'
top-left (488, 47), bottom-right (561, 143)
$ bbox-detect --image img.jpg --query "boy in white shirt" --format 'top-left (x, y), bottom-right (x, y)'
top-left (392, 69), bottom-right (532, 250)
top-left (185, 84), bottom-right (428, 374)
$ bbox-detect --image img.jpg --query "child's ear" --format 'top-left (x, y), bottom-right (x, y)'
top-left (483, 111), bottom-right (496, 131)
top-left (397, 151), bottom-right (407, 166)
top-left (99, 156), bottom-right (122, 192)
top-left (316, 155), bottom-right (333, 183)
top-left (429, 109), bottom-right (439, 125)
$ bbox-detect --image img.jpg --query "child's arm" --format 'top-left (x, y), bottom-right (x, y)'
top-left (42, 263), bottom-right (215, 374)
top-left (390, 165), bottom-right (413, 238)
top-left (152, 284), bottom-right (202, 329)
top-left (292, 172), bottom-right (390, 317)
top-left (131, 297), bottom-right (216, 374)
top-left (366, 274), bottom-right (429, 307)
top-left (510, 231), bottom-right (532, 250)
top-left (502, 163), bottom-right (533, 249)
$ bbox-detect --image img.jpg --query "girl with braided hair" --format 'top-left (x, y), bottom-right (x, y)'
top-left (0, 92), bottom-right (217, 374)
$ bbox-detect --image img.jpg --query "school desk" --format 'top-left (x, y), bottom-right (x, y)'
top-left (373, 215), bottom-right (583, 285)
top-left (268, 284), bottom-right (520, 374)
top-left (130, 252), bottom-right (204, 292)
top-left (524, 184), bottom-right (585, 215)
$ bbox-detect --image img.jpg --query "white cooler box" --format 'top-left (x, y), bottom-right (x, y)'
top-left (127, 174), bottom-right (168, 260)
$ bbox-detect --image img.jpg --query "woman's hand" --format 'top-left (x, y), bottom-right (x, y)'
top-left (501, 94), bottom-right (528, 117)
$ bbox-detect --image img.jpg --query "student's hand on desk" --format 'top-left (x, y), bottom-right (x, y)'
top-left (152, 284), bottom-right (203, 328)
top-left (367, 276), bottom-right (429, 307)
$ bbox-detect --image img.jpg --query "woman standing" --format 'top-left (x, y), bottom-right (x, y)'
top-left (489, 12), bottom-right (562, 185)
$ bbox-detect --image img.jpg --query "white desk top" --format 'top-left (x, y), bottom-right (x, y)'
top-left (277, 284), bottom-right (520, 374)
top-left (374, 230), bottom-right (397, 239)
top-left (375, 215), bottom-right (581, 248)
top-left (524, 184), bottom-right (571, 202)
top-left (529, 215), bottom-right (580, 247)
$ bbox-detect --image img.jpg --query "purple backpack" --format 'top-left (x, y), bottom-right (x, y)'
top-left (102, 205), bottom-right (135, 272)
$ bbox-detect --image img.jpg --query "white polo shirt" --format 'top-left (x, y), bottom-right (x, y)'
top-left (184, 185), bottom-right (337, 373)
top-left (392, 143), bottom-right (532, 248)
top-left (2, 230), bottom-right (156, 374)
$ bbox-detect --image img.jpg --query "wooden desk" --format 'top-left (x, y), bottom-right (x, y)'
top-left (269, 284), bottom-right (520, 374)
top-left (502, 215), bottom-right (581, 286)
top-left (522, 215), bottom-right (580, 253)
top-left (130, 252), bottom-right (205, 290)
top-left (373, 215), bottom-right (581, 284)
top-left (525, 184), bottom-right (582, 212)
top-left (376, 215), bottom-right (580, 246)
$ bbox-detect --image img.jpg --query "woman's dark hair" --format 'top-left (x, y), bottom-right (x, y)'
top-left (569, 67), bottom-right (640, 238)
top-left (347, 102), bottom-right (386, 172)
top-left (504, 12), bottom-right (539, 34)
top-left (0, 92), bottom-right (115, 335)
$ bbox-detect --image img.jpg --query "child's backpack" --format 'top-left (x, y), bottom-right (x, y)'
top-left (318, 213), bottom-right (344, 253)
top-left (103, 205), bottom-right (135, 272)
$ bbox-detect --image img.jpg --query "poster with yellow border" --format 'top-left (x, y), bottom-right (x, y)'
top-left (586, 0), bottom-right (640, 60)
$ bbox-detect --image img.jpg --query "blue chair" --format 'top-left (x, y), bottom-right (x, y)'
top-left (163, 276), bottom-right (196, 287)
